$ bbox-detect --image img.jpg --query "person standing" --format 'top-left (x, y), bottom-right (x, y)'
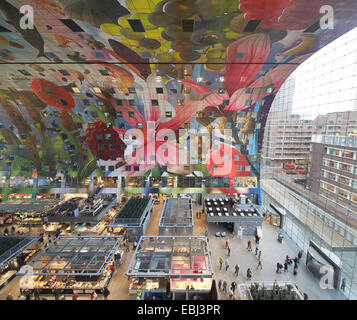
top-left (34, 289), bottom-right (40, 300)
top-left (225, 259), bottom-right (230, 271)
top-left (227, 246), bottom-right (231, 257)
top-left (53, 288), bottom-right (60, 300)
top-left (6, 293), bottom-right (13, 300)
top-left (341, 278), bottom-right (346, 292)
top-left (247, 268), bottom-right (252, 280)
top-left (219, 257), bottom-right (224, 270)
top-left (255, 246), bottom-right (259, 256)
top-left (72, 292), bottom-right (78, 300)
top-left (225, 239), bottom-right (229, 249)
top-left (234, 264), bottom-right (240, 276)
top-left (231, 281), bottom-right (237, 294)
top-left (258, 250), bottom-right (262, 261)
top-left (103, 287), bottom-right (110, 300)
top-left (229, 288), bottom-right (234, 300)
top-left (284, 262), bottom-right (288, 272)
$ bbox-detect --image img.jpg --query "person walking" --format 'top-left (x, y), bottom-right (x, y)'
top-left (227, 246), bottom-right (231, 257)
top-left (247, 240), bottom-right (252, 251)
top-left (219, 257), bottom-right (224, 270)
top-left (298, 250), bottom-right (303, 262)
top-left (258, 250), bottom-right (262, 261)
top-left (72, 292), bottom-right (78, 300)
top-left (255, 234), bottom-right (260, 244)
top-left (225, 259), bottom-right (230, 271)
top-left (234, 264), bottom-right (240, 276)
top-left (255, 246), bottom-right (259, 256)
top-left (218, 279), bottom-right (222, 291)
top-left (293, 264), bottom-right (298, 276)
top-left (276, 262), bottom-right (281, 273)
top-left (284, 262), bottom-right (288, 272)
top-left (225, 239), bottom-right (229, 249)
top-left (231, 281), bottom-right (237, 294)
top-left (222, 281), bottom-right (228, 294)
top-left (247, 268), bottom-right (252, 280)
top-left (257, 260), bottom-right (262, 270)
top-left (341, 278), bottom-right (346, 292)
top-left (103, 287), bottom-right (110, 300)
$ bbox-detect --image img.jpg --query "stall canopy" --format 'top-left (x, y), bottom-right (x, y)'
top-left (110, 197), bottom-right (153, 227)
top-left (0, 199), bottom-right (60, 214)
top-left (17, 235), bottom-right (123, 276)
top-left (159, 198), bottom-right (193, 229)
top-left (126, 236), bottom-right (212, 278)
top-left (0, 236), bottom-right (40, 269)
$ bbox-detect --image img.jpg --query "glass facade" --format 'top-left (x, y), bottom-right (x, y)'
top-left (262, 27), bottom-right (357, 299)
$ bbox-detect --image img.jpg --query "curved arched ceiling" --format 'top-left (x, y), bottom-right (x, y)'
top-left (0, 0), bottom-right (356, 195)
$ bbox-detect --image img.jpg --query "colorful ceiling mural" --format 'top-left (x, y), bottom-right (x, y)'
top-left (0, 0), bottom-right (356, 197)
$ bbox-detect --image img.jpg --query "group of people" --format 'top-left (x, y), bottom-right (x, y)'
top-left (217, 235), bottom-right (264, 299)
top-left (276, 250), bottom-right (303, 275)
top-left (218, 280), bottom-right (238, 300)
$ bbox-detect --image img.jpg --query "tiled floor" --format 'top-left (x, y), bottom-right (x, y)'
top-left (0, 201), bottom-right (346, 300)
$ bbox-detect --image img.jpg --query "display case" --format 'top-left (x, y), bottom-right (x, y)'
top-left (0, 270), bottom-right (17, 290)
top-left (170, 278), bottom-right (212, 292)
top-left (128, 278), bottom-right (160, 295)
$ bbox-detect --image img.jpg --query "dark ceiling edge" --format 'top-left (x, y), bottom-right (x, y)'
top-left (0, 62), bottom-right (301, 65)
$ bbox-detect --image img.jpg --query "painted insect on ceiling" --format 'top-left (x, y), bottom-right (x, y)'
top-left (0, 0), bottom-right (356, 195)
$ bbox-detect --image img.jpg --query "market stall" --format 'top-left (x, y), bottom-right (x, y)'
top-left (109, 197), bottom-right (153, 241)
top-left (0, 235), bottom-right (40, 289)
top-left (0, 199), bottom-right (61, 227)
top-left (126, 236), bottom-right (214, 299)
top-left (158, 198), bottom-right (193, 236)
top-left (18, 235), bottom-right (123, 294)
top-left (43, 194), bottom-right (117, 226)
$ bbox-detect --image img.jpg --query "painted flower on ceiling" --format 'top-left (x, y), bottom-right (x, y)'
top-left (30, 78), bottom-right (75, 110)
top-left (223, 33), bottom-right (271, 96)
top-left (205, 144), bottom-right (253, 181)
top-left (93, 74), bottom-right (229, 177)
top-left (84, 119), bottom-right (125, 161)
